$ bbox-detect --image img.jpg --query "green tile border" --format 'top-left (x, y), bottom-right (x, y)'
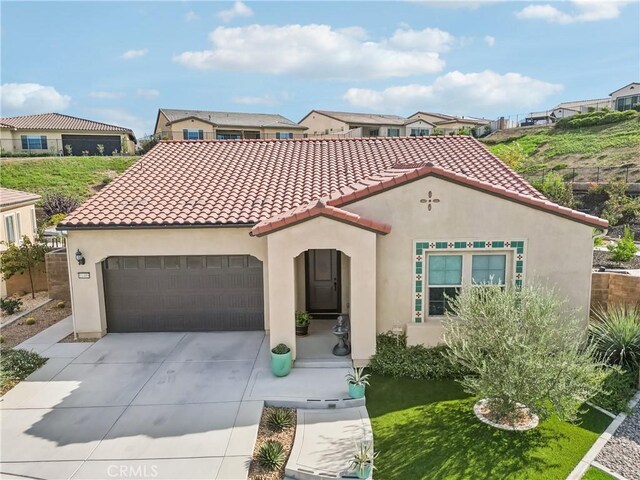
top-left (413, 239), bottom-right (526, 323)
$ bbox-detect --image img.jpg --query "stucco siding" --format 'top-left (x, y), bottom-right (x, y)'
top-left (66, 227), bottom-right (268, 337)
top-left (344, 175), bottom-right (594, 346)
top-left (1, 130), bottom-right (134, 154)
top-left (299, 113), bottom-right (349, 136)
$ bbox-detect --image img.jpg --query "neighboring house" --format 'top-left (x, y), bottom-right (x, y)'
top-left (610, 82), bottom-right (640, 111)
top-left (0, 113), bottom-right (136, 156)
top-left (522, 98), bottom-right (611, 126)
top-left (0, 188), bottom-right (40, 296)
top-left (299, 110), bottom-right (412, 137)
top-left (59, 136), bottom-right (606, 367)
top-left (408, 112), bottom-right (491, 135)
top-left (153, 109), bottom-right (307, 140)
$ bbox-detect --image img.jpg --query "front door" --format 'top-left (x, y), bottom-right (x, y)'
top-left (306, 249), bottom-right (341, 313)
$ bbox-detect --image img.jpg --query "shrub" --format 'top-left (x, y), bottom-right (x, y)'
top-left (48, 213), bottom-right (67, 226)
top-left (531, 172), bottom-right (575, 207)
top-left (295, 311), bottom-right (310, 327)
top-left (42, 193), bottom-right (80, 217)
top-left (555, 109), bottom-right (637, 129)
top-left (25, 317), bottom-right (36, 325)
top-left (0, 348), bottom-right (47, 393)
top-left (601, 180), bottom-right (640, 226)
top-left (96, 144), bottom-right (105, 156)
top-left (590, 366), bottom-right (636, 413)
top-left (257, 440), bottom-right (286, 471)
top-left (0, 297), bottom-right (23, 315)
top-left (57, 301), bottom-right (66, 308)
top-left (607, 226), bottom-right (638, 262)
top-left (444, 284), bottom-right (605, 422)
top-left (266, 408), bottom-right (294, 432)
top-left (590, 304), bottom-right (640, 370)
top-left (0, 236), bottom-right (51, 299)
top-left (368, 332), bottom-right (470, 380)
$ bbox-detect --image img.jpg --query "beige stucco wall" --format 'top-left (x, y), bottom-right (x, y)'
top-left (164, 118), bottom-right (215, 139)
top-left (299, 113), bottom-right (349, 136)
top-left (1, 202), bottom-right (38, 296)
top-left (265, 217), bottom-right (377, 365)
top-left (345, 175), bottom-right (595, 347)
top-left (161, 118), bottom-right (303, 140)
top-left (1, 130), bottom-right (134, 154)
top-left (65, 227), bottom-right (268, 337)
top-left (611, 84), bottom-right (639, 100)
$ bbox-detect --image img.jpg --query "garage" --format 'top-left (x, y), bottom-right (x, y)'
top-left (103, 255), bottom-right (264, 333)
top-left (61, 134), bottom-right (122, 156)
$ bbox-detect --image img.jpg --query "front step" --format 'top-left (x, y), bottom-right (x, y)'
top-left (295, 358), bottom-right (353, 369)
top-left (266, 396), bottom-right (365, 410)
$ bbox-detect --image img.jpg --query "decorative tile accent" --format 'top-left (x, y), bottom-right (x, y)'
top-left (413, 239), bottom-right (527, 323)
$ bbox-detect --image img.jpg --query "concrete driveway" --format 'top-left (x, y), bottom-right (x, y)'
top-left (0, 331), bottom-right (266, 480)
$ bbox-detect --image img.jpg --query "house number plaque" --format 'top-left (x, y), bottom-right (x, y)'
top-left (78, 272), bottom-right (90, 279)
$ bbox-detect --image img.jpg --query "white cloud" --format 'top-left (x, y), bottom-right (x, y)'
top-left (184, 11), bottom-right (199, 22)
top-left (342, 70), bottom-right (563, 112)
top-left (232, 95), bottom-right (279, 106)
top-left (217, 1), bottom-right (253, 22)
top-left (89, 91), bottom-right (125, 99)
top-left (120, 48), bottom-right (148, 59)
top-left (484, 35), bottom-right (496, 46)
top-left (1, 83), bottom-right (71, 113)
top-left (136, 88), bottom-right (160, 99)
top-left (515, 1), bottom-right (631, 24)
top-left (174, 24), bottom-right (448, 79)
top-left (89, 107), bottom-right (154, 138)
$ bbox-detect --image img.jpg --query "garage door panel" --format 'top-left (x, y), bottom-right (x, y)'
top-left (104, 255), bottom-right (264, 332)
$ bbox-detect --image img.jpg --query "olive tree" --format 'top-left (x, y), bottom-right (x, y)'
top-left (444, 284), bottom-right (604, 423)
top-left (0, 236), bottom-right (50, 299)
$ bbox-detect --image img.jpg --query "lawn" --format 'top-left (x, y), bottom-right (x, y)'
top-left (0, 156), bottom-right (139, 200)
top-left (367, 375), bottom-right (612, 480)
top-left (582, 466), bottom-right (615, 480)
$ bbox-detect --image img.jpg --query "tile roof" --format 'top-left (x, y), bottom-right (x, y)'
top-left (0, 113), bottom-right (134, 136)
top-left (159, 109), bottom-right (307, 130)
top-left (410, 112), bottom-right (491, 125)
top-left (0, 188), bottom-right (40, 208)
top-left (306, 110), bottom-right (407, 126)
top-left (251, 199), bottom-right (391, 237)
top-left (59, 136), bottom-right (606, 230)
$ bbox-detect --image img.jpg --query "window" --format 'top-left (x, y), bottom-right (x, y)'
top-left (145, 257), bottom-right (162, 269)
top-left (472, 255), bottom-right (506, 285)
top-left (30, 208), bottom-right (37, 235)
top-left (20, 135), bottom-right (48, 150)
top-left (368, 129), bottom-right (379, 137)
top-left (216, 133), bottom-right (241, 140)
top-left (387, 128), bottom-right (400, 137)
top-left (410, 128), bottom-right (430, 137)
top-left (15, 212), bottom-right (22, 241)
top-left (4, 215), bottom-right (16, 243)
top-left (616, 96), bottom-right (640, 111)
top-left (276, 132), bottom-right (293, 139)
top-left (428, 255), bottom-right (462, 315)
top-left (187, 256), bottom-right (204, 269)
top-left (164, 256), bottom-right (181, 269)
top-left (183, 129), bottom-right (204, 140)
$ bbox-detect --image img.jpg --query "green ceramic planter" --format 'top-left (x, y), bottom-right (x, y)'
top-left (348, 382), bottom-right (366, 399)
top-left (271, 351), bottom-right (292, 377)
top-left (355, 463), bottom-right (372, 479)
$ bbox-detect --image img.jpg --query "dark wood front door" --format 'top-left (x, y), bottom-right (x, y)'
top-left (306, 250), bottom-right (341, 313)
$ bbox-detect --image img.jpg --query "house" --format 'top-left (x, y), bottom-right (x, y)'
top-left (58, 136), bottom-right (606, 366)
top-left (521, 98), bottom-right (611, 126)
top-left (1, 188), bottom-right (41, 296)
top-left (153, 108), bottom-right (307, 140)
top-left (299, 110), bottom-right (415, 137)
top-left (0, 113), bottom-right (136, 156)
top-left (610, 82), bottom-right (640, 111)
top-left (408, 112), bottom-right (491, 134)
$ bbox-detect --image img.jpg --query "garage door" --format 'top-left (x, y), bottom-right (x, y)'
top-left (103, 255), bottom-right (264, 332)
top-left (61, 134), bottom-right (121, 156)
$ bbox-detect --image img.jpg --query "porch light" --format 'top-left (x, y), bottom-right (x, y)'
top-left (75, 249), bottom-right (85, 266)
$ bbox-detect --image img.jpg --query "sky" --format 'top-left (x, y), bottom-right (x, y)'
top-left (1, 0), bottom-right (639, 137)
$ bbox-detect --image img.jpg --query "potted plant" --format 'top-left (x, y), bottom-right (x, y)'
top-left (346, 367), bottom-right (370, 399)
top-left (271, 343), bottom-right (292, 377)
top-left (349, 441), bottom-right (378, 479)
top-left (295, 311), bottom-right (311, 336)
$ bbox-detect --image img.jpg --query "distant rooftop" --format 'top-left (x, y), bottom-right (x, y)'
top-left (0, 113), bottom-right (135, 138)
top-left (305, 110), bottom-right (407, 126)
top-left (159, 108), bottom-right (307, 130)
top-left (0, 188), bottom-right (40, 208)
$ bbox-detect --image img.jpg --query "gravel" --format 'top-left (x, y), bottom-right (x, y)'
top-left (596, 402), bottom-right (640, 480)
top-left (0, 291), bottom-right (50, 325)
top-left (593, 250), bottom-right (640, 270)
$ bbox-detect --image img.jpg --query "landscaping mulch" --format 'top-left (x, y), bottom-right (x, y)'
top-left (0, 302), bottom-right (72, 348)
top-left (60, 333), bottom-right (96, 343)
top-left (593, 250), bottom-right (640, 270)
top-left (0, 291), bottom-right (50, 325)
top-left (248, 407), bottom-right (297, 480)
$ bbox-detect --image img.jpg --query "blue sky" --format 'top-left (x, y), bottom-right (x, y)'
top-left (1, 1), bottom-right (638, 136)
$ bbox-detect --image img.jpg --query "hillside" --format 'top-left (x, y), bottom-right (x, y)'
top-left (482, 116), bottom-right (640, 182)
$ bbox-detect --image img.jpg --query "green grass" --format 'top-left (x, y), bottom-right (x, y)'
top-left (483, 118), bottom-right (640, 168)
top-left (367, 375), bottom-right (612, 480)
top-left (582, 466), bottom-right (616, 480)
top-left (0, 156), bottom-right (139, 200)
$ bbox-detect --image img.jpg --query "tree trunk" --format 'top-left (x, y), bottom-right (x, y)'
top-left (27, 262), bottom-right (35, 299)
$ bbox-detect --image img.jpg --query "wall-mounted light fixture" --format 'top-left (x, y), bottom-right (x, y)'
top-left (75, 249), bottom-right (85, 265)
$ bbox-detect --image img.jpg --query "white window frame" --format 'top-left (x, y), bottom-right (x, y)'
top-left (4, 214), bottom-right (16, 243)
top-left (30, 207), bottom-right (37, 235)
top-left (425, 251), bottom-right (512, 318)
top-left (15, 212), bottom-right (22, 242)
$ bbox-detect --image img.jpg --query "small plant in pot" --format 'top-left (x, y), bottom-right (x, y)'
top-left (271, 343), bottom-right (292, 377)
top-left (349, 441), bottom-right (378, 479)
top-left (346, 367), bottom-right (370, 399)
top-left (295, 311), bottom-right (311, 336)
